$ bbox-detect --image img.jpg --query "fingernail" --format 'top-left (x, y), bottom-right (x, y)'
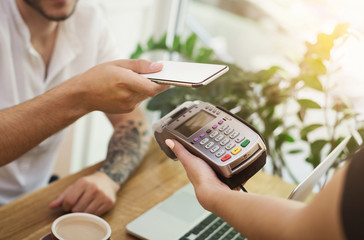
top-left (150, 62), bottom-right (163, 71)
top-left (165, 139), bottom-right (175, 150)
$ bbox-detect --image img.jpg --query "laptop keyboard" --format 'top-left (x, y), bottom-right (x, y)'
top-left (179, 213), bottom-right (247, 240)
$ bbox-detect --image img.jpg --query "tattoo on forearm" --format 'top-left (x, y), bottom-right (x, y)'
top-left (99, 120), bottom-right (149, 185)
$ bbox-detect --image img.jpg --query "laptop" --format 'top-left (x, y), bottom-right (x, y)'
top-left (126, 136), bottom-right (350, 240)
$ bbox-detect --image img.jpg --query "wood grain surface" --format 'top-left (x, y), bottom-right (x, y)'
top-left (0, 139), bottom-right (296, 240)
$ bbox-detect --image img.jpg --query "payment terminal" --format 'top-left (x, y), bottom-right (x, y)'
top-left (153, 101), bottom-right (267, 189)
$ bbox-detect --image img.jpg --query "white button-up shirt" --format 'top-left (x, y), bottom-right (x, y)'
top-left (0, 0), bottom-right (120, 205)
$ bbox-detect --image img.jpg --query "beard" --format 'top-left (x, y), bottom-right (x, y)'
top-left (23, 0), bottom-right (78, 21)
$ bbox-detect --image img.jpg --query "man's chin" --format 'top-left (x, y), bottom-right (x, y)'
top-left (44, 14), bottom-right (71, 21)
top-left (23, 0), bottom-right (78, 22)
top-left (39, 6), bottom-right (76, 21)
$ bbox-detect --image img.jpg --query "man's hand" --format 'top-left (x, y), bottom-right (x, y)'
top-left (49, 171), bottom-right (119, 216)
top-left (72, 59), bottom-right (170, 114)
top-left (165, 139), bottom-right (230, 211)
top-left (0, 59), bottom-right (169, 166)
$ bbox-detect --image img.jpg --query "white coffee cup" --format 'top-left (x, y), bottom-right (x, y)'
top-left (51, 213), bottom-right (111, 240)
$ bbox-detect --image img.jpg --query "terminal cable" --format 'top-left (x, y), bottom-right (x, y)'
top-left (240, 184), bottom-right (248, 193)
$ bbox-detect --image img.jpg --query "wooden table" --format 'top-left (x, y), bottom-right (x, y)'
top-left (0, 140), bottom-right (296, 240)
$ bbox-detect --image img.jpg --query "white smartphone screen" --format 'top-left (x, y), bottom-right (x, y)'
top-left (140, 61), bottom-right (229, 87)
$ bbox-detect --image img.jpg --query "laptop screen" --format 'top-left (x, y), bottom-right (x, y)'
top-left (288, 136), bottom-right (350, 201)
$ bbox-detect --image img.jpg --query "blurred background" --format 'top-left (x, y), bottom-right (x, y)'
top-left (54, 0), bottom-right (364, 189)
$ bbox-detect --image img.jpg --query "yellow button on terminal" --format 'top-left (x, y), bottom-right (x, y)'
top-left (231, 146), bottom-right (241, 155)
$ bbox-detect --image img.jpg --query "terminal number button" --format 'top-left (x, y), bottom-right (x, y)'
top-left (220, 138), bottom-right (229, 146)
top-left (219, 124), bottom-right (228, 131)
top-left (225, 142), bottom-right (236, 150)
top-left (210, 146), bottom-right (220, 153)
top-left (229, 131), bottom-right (240, 139)
top-left (224, 127), bottom-right (234, 135)
top-left (235, 136), bottom-right (245, 143)
top-left (215, 150), bottom-right (226, 158)
top-left (209, 131), bottom-right (218, 138)
top-left (200, 138), bottom-right (209, 145)
top-left (205, 142), bottom-right (214, 149)
top-left (215, 134), bottom-right (224, 142)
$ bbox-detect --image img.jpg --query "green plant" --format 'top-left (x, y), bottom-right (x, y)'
top-left (131, 25), bottom-right (364, 183)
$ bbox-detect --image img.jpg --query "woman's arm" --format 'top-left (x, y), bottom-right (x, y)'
top-left (166, 139), bottom-right (347, 240)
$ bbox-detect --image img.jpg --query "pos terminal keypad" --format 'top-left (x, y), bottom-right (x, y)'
top-left (197, 121), bottom-right (251, 163)
top-left (153, 100), bottom-right (266, 188)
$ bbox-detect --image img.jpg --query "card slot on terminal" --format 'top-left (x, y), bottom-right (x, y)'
top-left (230, 143), bottom-right (262, 174)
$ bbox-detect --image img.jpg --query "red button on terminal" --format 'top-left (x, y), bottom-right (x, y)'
top-left (221, 154), bottom-right (231, 162)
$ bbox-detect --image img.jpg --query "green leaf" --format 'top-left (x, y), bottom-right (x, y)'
top-left (300, 124), bottom-right (323, 139)
top-left (147, 89), bottom-right (177, 111)
top-left (147, 36), bottom-right (155, 49)
top-left (285, 135), bottom-right (295, 142)
top-left (357, 128), bottom-right (364, 140)
top-left (195, 47), bottom-right (214, 63)
top-left (278, 133), bottom-right (295, 143)
top-left (311, 139), bottom-right (328, 153)
top-left (130, 44), bottom-right (143, 59)
top-left (184, 33), bottom-right (198, 58)
top-left (306, 139), bottom-right (328, 168)
top-left (304, 24), bottom-right (348, 62)
top-left (297, 99), bottom-right (321, 109)
top-left (332, 99), bottom-right (351, 112)
top-left (256, 66), bottom-right (282, 83)
top-left (263, 107), bottom-right (275, 120)
top-left (315, 33), bottom-right (334, 60)
top-left (288, 149), bottom-right (303, 154)
top-left (275, 133), bottom-right (295, 149)
top-left (332, 23), bottom-right (349, 39)
top-left (347, 136), bottom-right (360, 154)
top-left (297, 109), bottom-right (306, 122)
top-left (336, 112), bottom-right (356, 126)
top-left (300, 74), bottom-right (323, 91)
top-left (306, 154), bottom-right (321, 168)
top-left (302, 58), bottom-right (327, 76)
top-left (155, 33), bottom-right (167, 49)
top-left (265, 119), bottom-right (282, 135)
top-left (172, 35), bottom-right (181, 52)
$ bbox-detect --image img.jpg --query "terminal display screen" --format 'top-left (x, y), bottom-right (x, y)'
top-left (175, 111), bottom-right (215, 137)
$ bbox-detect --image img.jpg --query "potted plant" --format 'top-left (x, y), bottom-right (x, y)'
top-left (131, 24), bottom-right (364, 183)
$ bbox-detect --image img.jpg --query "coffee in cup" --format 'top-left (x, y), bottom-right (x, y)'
top-left (51, 213), bottom-right (111, 240)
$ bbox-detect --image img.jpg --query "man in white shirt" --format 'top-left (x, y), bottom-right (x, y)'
top-left (0, 0), bottom-right (168, 216)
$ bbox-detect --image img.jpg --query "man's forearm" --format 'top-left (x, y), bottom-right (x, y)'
top-left (99, 119), bottom-right (150, 185)
top-left (0, 59), bottom-right (168, 167)
top-left (0, 78), bottom-right (88, 166)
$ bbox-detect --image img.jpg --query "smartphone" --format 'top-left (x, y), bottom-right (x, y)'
top-left (140, 61), bottom-right (229, 87)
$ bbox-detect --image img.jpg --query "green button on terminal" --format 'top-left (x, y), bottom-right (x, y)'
top-left (241, 139), bottom-right (250, 147)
